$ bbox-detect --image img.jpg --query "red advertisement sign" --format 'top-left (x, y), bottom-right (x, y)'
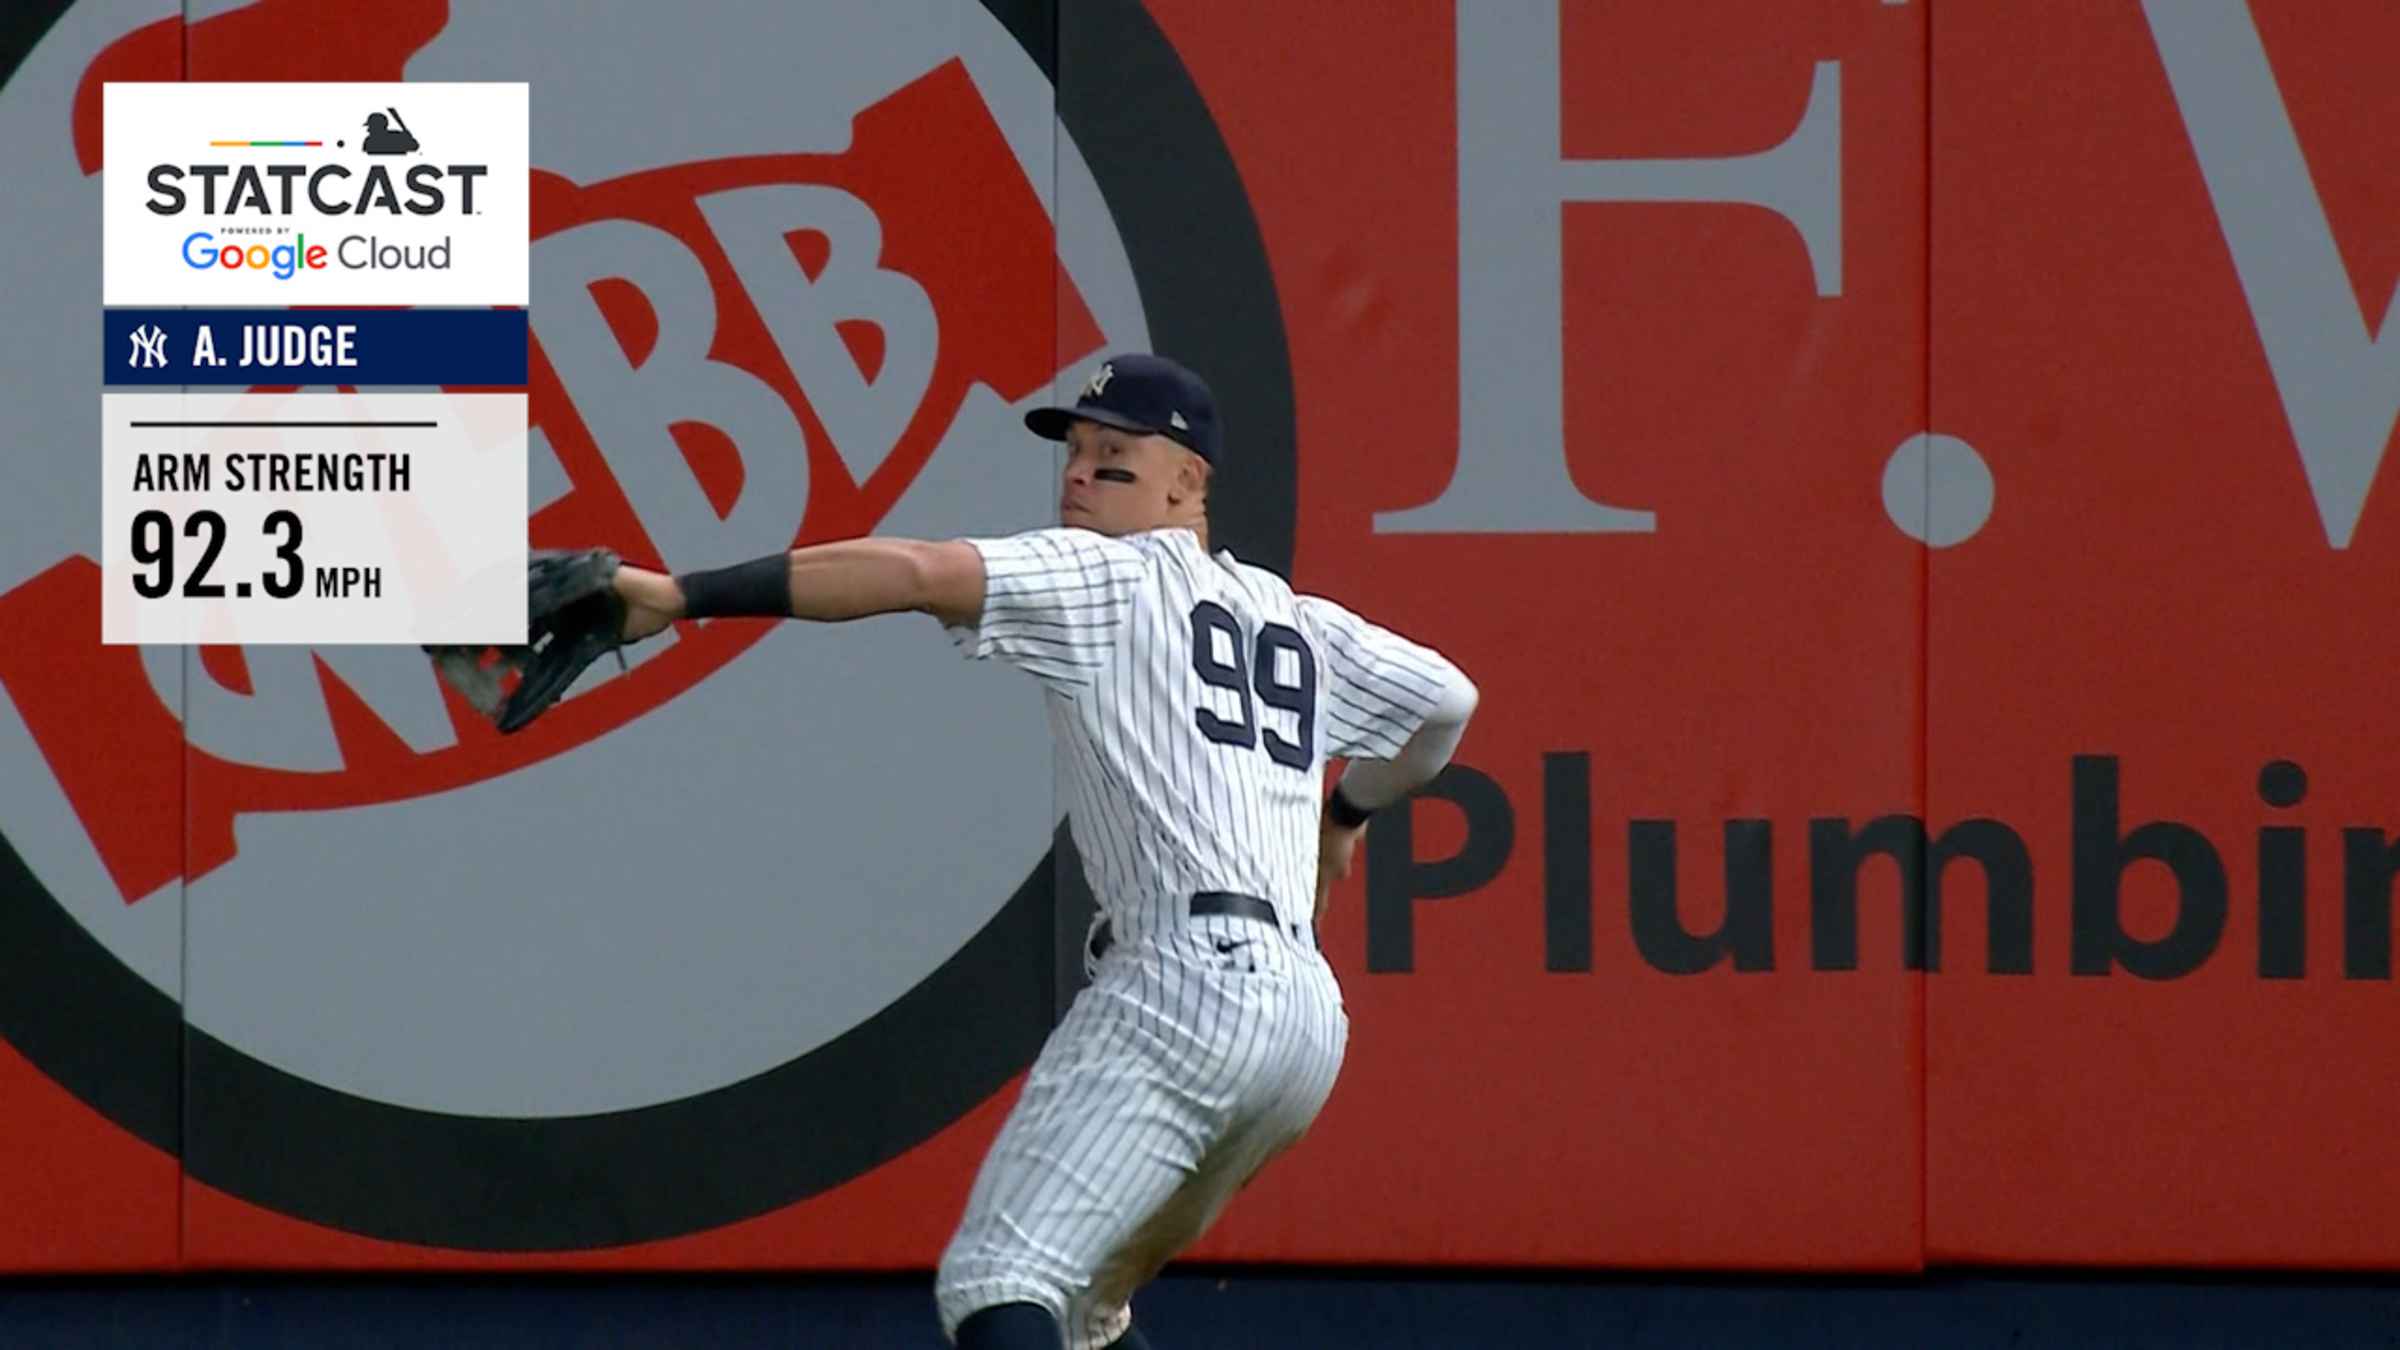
top-left (1, 0), bottom-right (2391, 1273)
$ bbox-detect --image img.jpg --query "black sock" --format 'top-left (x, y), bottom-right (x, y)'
top-left (956, 1302), bottom-right (1059, 1350)
top-left (1104, 1328), bottom-right (1157, 1350)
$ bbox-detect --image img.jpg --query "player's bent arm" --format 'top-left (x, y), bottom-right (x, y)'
top-left (1315, 660), bottom-right (1477, 922)
top-left (613, 539), bottom-right (987, 638)
top-left (1331, 661), bottom-right (1479, 812)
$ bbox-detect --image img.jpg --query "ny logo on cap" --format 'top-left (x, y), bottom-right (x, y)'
top-left (1083, 362), bottom-right (1114, 399)
top-left (1170, 410), bottom-right (1189, 431)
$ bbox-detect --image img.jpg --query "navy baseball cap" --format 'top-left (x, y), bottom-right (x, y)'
top-left (1025, 353), bottom-right (1222, 462)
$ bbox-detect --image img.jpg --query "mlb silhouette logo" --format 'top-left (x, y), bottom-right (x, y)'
top-left (362, 107), bottom-right (416, 155)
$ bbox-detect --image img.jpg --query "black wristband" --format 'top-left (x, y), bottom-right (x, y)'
top-left (675, 553), bottom-right (793, 619)
top-left (1326, 783), bottom-right (1374, 829)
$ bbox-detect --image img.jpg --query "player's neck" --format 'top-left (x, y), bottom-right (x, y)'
top-left (1131, 516), bottom-right (1208, 551)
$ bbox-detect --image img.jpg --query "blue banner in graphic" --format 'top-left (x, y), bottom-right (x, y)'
top-left (104, 308), bottom-right (527, 387)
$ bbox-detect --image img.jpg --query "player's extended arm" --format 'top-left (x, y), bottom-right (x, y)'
top-left (1315, 664), bottom-right (1479, 920)
top-left (612, 539), bottom-right (987, 637)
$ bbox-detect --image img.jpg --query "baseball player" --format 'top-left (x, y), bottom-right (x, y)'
top-left (476, 353), bottom-right (1477, 1348)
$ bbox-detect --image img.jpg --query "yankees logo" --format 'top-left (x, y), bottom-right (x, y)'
top-left (126, 322), bottom-right (168, 368)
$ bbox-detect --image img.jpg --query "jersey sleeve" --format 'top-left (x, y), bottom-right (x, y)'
top-left (1298, 595), bottom-right (1463, 760)
top-left (947, 528), bottom-right (1147, 694)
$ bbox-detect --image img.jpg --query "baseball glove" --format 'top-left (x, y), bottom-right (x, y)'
top-left (426, 548), bottom-right (629, 734)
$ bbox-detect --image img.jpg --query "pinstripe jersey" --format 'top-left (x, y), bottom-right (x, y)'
top-left (950, 526), bottom-right (1454, 936)
top-left (937, 522), bottom-right (1459, 1346)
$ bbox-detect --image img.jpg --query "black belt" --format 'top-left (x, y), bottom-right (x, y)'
top-left (1089, 892), bottom-right (1282, 961)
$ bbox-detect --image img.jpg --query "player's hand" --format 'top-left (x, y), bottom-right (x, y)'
top-left (612, 565), bottom-right (685, 642)
top-left (1315, 818), bottom-right (1367, 924)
